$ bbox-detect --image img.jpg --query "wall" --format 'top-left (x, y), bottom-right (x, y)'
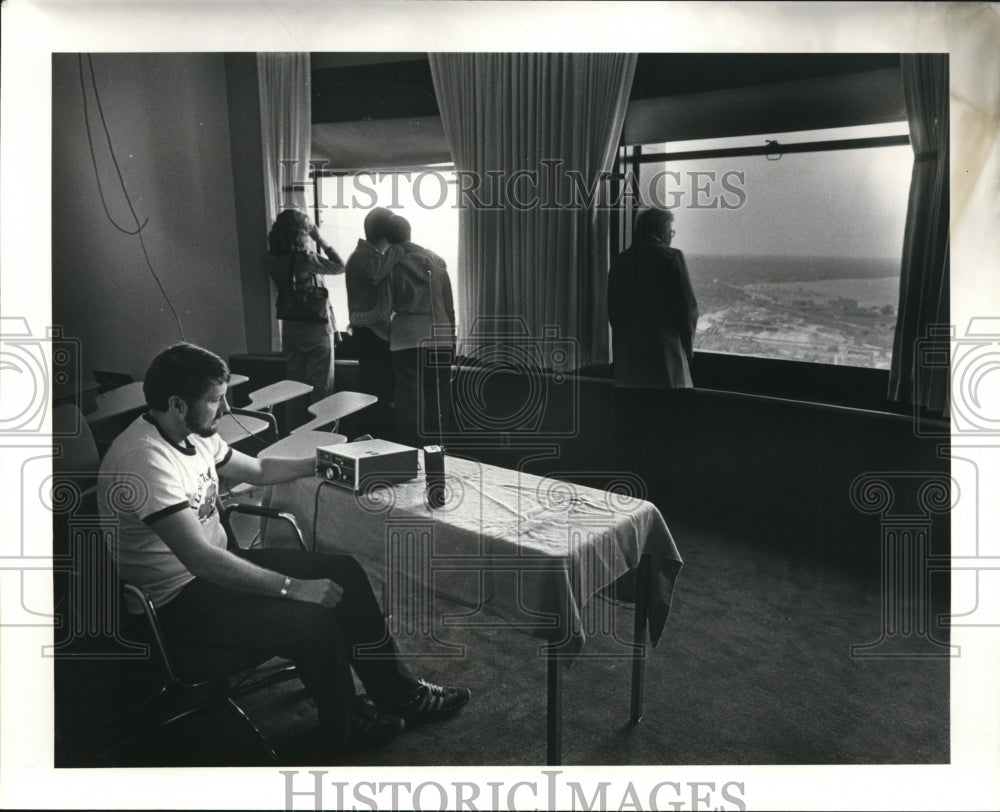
top-left (443, 367), bottom-right (950, 569)
top-left (52, 53), bottom-right (248, 380)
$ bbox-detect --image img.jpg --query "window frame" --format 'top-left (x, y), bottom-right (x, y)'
top-left (614, 131), bottom-right (914, 413)
top-left (306, 164), bottom-right (462, 343)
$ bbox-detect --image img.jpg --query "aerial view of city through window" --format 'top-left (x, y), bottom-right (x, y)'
top-left (687, 252), bottom-right (900, 368)
top-left (640, 126), bottom-right (912, 369)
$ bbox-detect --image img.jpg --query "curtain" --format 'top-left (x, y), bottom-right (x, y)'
top-left (429, 53), bottom-right (637, 369)
top-left (257, 52), bottom-right (312, 223)
top-left (257, 53), bottom-right (312, 349)
top-left (888, 54), bottom-right (950, 415)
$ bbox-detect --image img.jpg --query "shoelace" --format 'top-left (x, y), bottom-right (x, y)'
top-left (410, 680), bottom-right (451, 711)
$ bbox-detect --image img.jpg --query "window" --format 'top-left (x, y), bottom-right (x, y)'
top-left (309, 168), bottom-right (460, 333)
top-left (627, 123), bottom-right (912, 369)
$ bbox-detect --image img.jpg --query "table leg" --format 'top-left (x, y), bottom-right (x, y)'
top-left (546, 649), bottom-right (563, 766)
top-left (630, 555), bottom-right (650, 723)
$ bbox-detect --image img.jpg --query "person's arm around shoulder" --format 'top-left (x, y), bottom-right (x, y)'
top-left (350, 242), bottom-right (404, 285)
top-left (350, 279), bottom-right (393, 327)
top-left (393, 244), bottom-right (435, 286)
top-left (148, 508), bottom-right (342, 608)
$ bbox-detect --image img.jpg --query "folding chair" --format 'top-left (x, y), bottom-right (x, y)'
top-left (245, 380), bottom-right (314, 412)
top-left (215, 408), bottom-right (279, 447)
top-left (292, 391), bottom-right (378, 434)
top-left (99, 502), bottom-right (308, 765)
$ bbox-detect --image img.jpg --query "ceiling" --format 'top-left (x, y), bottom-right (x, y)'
top-left (309, 53), bottom-right (906, 168)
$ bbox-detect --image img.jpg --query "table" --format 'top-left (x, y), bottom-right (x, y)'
top-left (264, 453), bottom-right (683, 764)
top-left (259, 431), bottom-right (347, 458)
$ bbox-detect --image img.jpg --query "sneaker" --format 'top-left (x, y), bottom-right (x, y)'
top-left (388, 679), bottom-right (471, 723)
top-left (348, 694), bottom-right (405, 751)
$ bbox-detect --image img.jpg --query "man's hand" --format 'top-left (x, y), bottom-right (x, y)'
top-left (287, 577), bottom-right (344, 609)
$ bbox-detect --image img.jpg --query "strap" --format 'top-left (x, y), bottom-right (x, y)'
top-left (287, 251), bottom-right (320, 291)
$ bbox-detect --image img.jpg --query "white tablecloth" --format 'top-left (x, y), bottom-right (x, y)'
top-left (264, 455), bottom-right (682, 657)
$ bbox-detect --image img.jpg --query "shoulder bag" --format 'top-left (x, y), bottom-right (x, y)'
top-left (275, 252), bottom-right (329, 323)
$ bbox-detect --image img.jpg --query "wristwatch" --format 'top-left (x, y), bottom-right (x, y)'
top-left (280, 576), bottom-right (291, 598)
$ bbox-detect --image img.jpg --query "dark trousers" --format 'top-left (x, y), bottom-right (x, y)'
top-left (392, 347), bottom-right (453, 450)
top-left (155, 549), bottom-right (418, 751)
top-left (353, 327), bottom-right (395, 440)
top-left (614, 387), bottom-right (689, 505)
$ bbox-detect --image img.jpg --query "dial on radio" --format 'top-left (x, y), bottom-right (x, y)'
top-left (315, 438), bottom-right (419, 491)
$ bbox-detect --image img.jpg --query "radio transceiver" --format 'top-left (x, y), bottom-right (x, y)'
top-left (316, 439), bottom-right (419, 491)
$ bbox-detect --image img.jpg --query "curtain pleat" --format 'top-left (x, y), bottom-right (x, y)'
top-left (257, 53), bottom-right (312, 225)
top-left (429, 53), bottom-right (637, 369)
top-left (257, 53), bottom-right (311, 350)
top-left (888, 54), bottom-right (950, 415)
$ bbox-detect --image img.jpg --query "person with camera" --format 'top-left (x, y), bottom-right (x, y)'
top-left (266, 208), bottom-right (345, 401)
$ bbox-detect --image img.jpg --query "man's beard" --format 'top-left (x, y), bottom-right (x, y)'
top-left (184, 412), bottom-right (218, 438)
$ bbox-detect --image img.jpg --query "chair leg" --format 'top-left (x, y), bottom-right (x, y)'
top-left (224, 697), bottom-right (279, 763)
top-left (98, 680), bottom-right (281, 765)
top-left (97, 694), bottom-right (217, 764)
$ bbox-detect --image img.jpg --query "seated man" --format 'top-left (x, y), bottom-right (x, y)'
top-left (97, 342), bottom-right (470, 756)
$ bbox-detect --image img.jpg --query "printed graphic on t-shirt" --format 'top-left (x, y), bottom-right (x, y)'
top-left (192, 470), bottom-right (218, 522)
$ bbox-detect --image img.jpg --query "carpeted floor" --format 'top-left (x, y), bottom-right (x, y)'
top-left (59, 508), bottom-right (950, 768)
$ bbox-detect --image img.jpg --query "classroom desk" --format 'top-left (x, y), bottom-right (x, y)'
top-left (264, 454), bottom-right (683, 764)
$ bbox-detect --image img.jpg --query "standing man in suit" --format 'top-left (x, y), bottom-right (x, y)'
top-left (607, 207), bottom-right (699, 496)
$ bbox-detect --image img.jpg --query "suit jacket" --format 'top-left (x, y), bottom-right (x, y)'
top-left (607, 236), bottom-right (699, 389)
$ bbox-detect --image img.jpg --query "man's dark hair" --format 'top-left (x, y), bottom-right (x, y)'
top-left (363, 207), bottom-right (396, 242)
top-left (385, 215), bottom-right (412, 245)
top-left (143, 343), bottom-right (230, 410)
top-left (634, 207), bottom-right (674, 241)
